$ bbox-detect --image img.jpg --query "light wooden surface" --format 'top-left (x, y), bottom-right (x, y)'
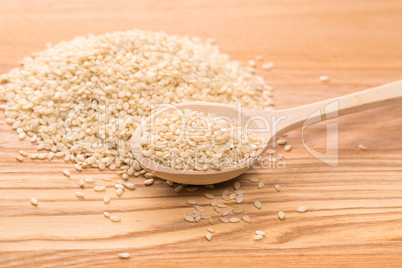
top-left (1, 0), bottom-right (402, 267)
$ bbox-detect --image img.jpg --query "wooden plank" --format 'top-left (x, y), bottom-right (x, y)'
top-left (1, 0), bottom-right (402, 267)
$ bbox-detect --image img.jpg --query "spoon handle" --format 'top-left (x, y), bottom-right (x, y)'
top-left (274, 80), bottom-right (402, 136)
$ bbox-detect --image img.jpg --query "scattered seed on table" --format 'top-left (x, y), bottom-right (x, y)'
top-left (234, 181), bottom-right (241, 190)
top-left (19, 150), bottom-right (28, 156)
top-left (104, 212), bottom-right (110, 218)
top-left (175, 185), bottom-right (183, 193)
top-left (229, 217), bottom-right (240, 223)
top-left (115, 184), bottom-right (125, 190)
top-left (94, 186), bottom-right (105, 192)
top-left (16, 154), bottom-right (24, 162)
top-left (144, 178), bottom-right (154, 186)
top-left (184, 215), bottom-right (195, 223)
top-left (242, 215), bottom-right (252, 223)
top-left (277, 139), bottom-right (287, 145)
top-left (74, 164), bottom-right (82, 171)
top-left (233, 207), bottom-right (244, 214)
top-left (79, 179), bottom-right (84, 188)
top-left (30, 153), bottom-right (38, 159)
top-left (253, 234), bottom-right (264, 241)
top-left (104, 196), bottom-right (110, 204)
top-left (235, 190), bottom-right (245, 195)
top-left (274, 184), bottom-right (281, 192)
top-left (18, 132), bottom-right (26, 140)
top-left (207, 227), bottom-right (215, 233)
top-left (204, 193), bottom-right (214, 199)
top-left (206, 233), bottom-right (213, 241)
top-left (187, 199), bottom-right (197, 205)
top-left (214, 206), bottom-right (221, 213)
top-left (236, 196), bottom-right (245, 204)
top-left (85, 178), bottom-right (95, 183)
top-left (298, 206), bottom-right (307, 213)
top-left (195, 215), bottom-right (201, 222)
top-left (258, 182), bottom-right (265, 189)
top-left (229, 193), bottom-right (236, 200)
top-left (248, 177), bottom-right (259, 183)
top-left (123, 183), bottom-right (135, 190)
top-left (255, 55), bottom-right (263, 61)
top-left (210, 199), bottom-right (218, 206)
top-left (30, 197), bottom-right (38, 206)
top-left (202, 215), bottom-right (211, 219)
top-left (195, 206), bottom-right (206, 213)
top-left (103, 178), bottom-right (112, 182)
top-left (319, 75), bottom-right (330, 82)
top-left (217, 203), bottom-right (227, 208)
top-left (359, 144), bottom-right (368, 150)
top-left (278, 211), bottom-right (286, 220)
top-left (208, 218), bottom-right (215, 225)
top-left (118, 253), bottom-right (130, 259)
top-left (62, 170), bottom-right (71, 177)
top-left (284, 144), bottom-right (292, 151)
top-left (256, 230), bottom-right (266, 236)
top-left (38, 153), bottom-right (47, 160)
top-left (205, 184), bottom-right (214, 189)
top-left (75, 191), bottom-right (84, 198)
top-left (220, 217), bottom-right (229, 223)
top-left (166, 180), bottom-right (174, 186)
top-left (121, 173), bottom-right (128, 180)
top-left (262, 62), bottom-right (274, 70)
top-left (222, 209), bottom-right (230, 217)
top-left (187, 187), bottom-right (198, 192)
top-left (116, 188), bottom-right (123, 196)
top-left (254, 201), bottom-right (262, 209)
top-left (110, 216), bottom-right (121, 222)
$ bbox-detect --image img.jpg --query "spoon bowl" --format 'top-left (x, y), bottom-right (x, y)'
top-left (131, 81), bottom-right (402, 185)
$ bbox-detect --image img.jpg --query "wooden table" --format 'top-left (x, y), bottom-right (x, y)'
top-left (1, 0), bottom-right (401, 267)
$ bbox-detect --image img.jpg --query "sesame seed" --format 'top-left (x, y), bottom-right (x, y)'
top-left (104, 196), bottom-right (110, 204)
top-left (204, 193), bottom-right (214, 199)
top-left (175, 185), bottom-right (183, 193)
top-left (30, 197), bottom-right (38, 206)
top-left (210, 199), bottom-right (218, 206)
top-left (195, 206), bottom-right (206, 212)
top-left (94, 186), bottom-right (105, 192)
top-left (359, 144), bottom-right (368, 150)
top-left (144, 178), bottom-right (154, 186)
top-left (121, 173), bottom-right (128, 180)
top-left (19, 150), bottom-right (28, 156)
top-left (110, 216), bottom-right (121, 222)
top-left (254, 201), bottom-right (262, 209)
top-left (222, 209), bottom-right (230, 217)
top-left (166, 180), bottom-right (174, 186)
top-left (103, 178), bottom-right (112, 182)
top-left (242, 215), bottom-right (252, 223)
top-left (298, 206), bottom-right (307, 213)
top-left (208, 218), bottom-right (215, 225)
top-left (216, 203), bottom-right (227, 208)
top-left (256, 230), bottom-right (266, 236)
top-left (248, 177), bottom-right (259, 183)
top-left (187, 187), bottom-right (198, 192)
top-left (104, 212), bottom-right (110, 218)
top-left (85, 178), bottom-right (95, 183)
top-left (79, 180), bottom-right (84, 188)
top-left (205, 233), bottom-right (213, 241)
top-left (277, 139), bottom-right (287, 145)
top-left (62, 170), bottom-right (71, 177)
top-left (278, 211), bottom-right (286, 220)
top-left (75, 191), bottom-right (84, 198)
top-left (257, 182), bottom-right (265, 189)
top-left (235, 196), bottom-right (245, 204)
top-left (207, 227), bottom-right (215, 233)
top-left (234, 181), bottom-right (241, 190)
top-left (123, 183), bottom-right (135, 190)
top-left (184, 215), bottom-right (195, 223)
top-left (274, 184), bottom-right (281, 192)
top-left (233, 207), bottom-right (244, 214)
top-left (320, 75), bottom-right (330, 82)
top-left (284, 144), bottom-right (292, 151)
top-left (205, 184), bottom-right (214, 189)
top-left (116, 188), bottom-right (123, 196)
top-left (16, 154), bottom-right (24, 162)
top-left (262, 62), bottom-right (274, 70)
top-left (248, 60), bottom-right (256, 67)
top-left (253, 234), bottom-right (264, 241)
top-left (38, 153), bottom-right (47, 160)
top-left (255, 55), bottom-right (263, 61)
top-left (117, 253), bottom-right (130, 259)
top-left (229, 217), bottom-right (240, 223)
top-left (30, 153), bottom-right (38, 159)
top-left (214, 206), bottom-right (221, 213)
top-left (219, 217), bottom-right (229, 223)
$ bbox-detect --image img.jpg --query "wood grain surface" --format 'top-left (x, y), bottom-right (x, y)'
top-left (1, 0), bottom-right (402, 267)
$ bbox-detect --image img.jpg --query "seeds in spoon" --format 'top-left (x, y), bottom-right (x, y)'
top-left (140, 109), bottom-right (262, 171)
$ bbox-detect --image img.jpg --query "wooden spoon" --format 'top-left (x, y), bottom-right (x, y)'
top-left (131, 80), bottom-right (402, 185)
